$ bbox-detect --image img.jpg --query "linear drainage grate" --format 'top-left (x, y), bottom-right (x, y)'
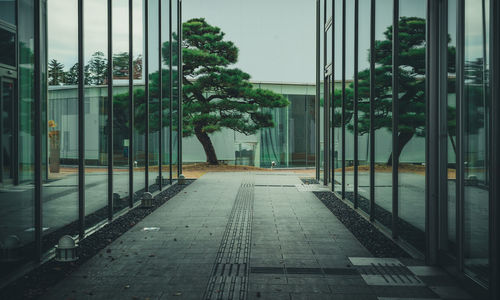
top-left (249, 267), bottom-right (359, 276)
top-left (203, 179), bottom-right (254, 300)
top-left (250, 267), bottom-right (284, 274)
top-left (286, 267), bottom-right (323, 274)
top-left (323, 268), bottom-right (359, 275)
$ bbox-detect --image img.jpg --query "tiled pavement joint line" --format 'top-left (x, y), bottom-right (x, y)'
top-left (203, 177), bottom-right (255, 300)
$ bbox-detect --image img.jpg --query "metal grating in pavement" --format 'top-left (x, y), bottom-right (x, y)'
top-left (203, 179), bottom-right (255, 300)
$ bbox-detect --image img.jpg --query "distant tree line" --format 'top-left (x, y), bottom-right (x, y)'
top-left (48, 51), bottom-right (143, 86)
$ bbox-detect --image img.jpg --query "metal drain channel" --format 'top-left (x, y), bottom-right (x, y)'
top-left (203, 179), bottom-right (254, 300)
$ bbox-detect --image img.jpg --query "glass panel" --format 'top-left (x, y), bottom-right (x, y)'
top-left (112, 0), bottom-right (130, 213)
top-left (332, 0), bottom-right (342, 190)
top-left (357, 0), bottom-right (371, 215)
top-left (161, 0), bottom-right (171, 186)
top-left (133, 0), bottom-right (146, 199)
top-left (148, 0), bottom-right (159, 191)
top-left (463, 0), bottom-right (490, 286)
top-left (0, 0), bottom-right (35, 278)
top-left (373, 0), bottom-right (393, 230)
top-left (0, 0), bottom-right (16, 25)
top-left (447, 0), bottom-right (458, 254)
top-left (326, 0), bottom-right (332, 23)
top-left (397, 0), bottom-right (426, 252)
top-left (171, 0), bottom-right (178, 179)
top-left (0, 27), bottom-right (15, 68)
top-left (345, 0), bottom-right (355, 202)
top-left (83, 0), bottom-right (108, 230)
top-left (45, 0), bottom-right (79, 250)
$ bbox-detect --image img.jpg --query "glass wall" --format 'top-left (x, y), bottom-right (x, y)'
top-left (133, 0), bottom-right (146, 200)
top-left (0, 0), bottom-right (36, 279)
top-left (112, 0), bottom-right (130, 212)
top-left (373, 0), bottom-right (393, 230)
top-left (45, 0), bottom-right (79, 249)
top-left (333, 0), bottom-right (342, 191)
top-left (171, 0), bottom-right (179, 179)
top-left (447, 0), bottom-right (458, 256)
top-left (83, 0), bottom-right (109, 230)
top-left (318, 0), bottom-right (498, 296)
top-left (148, 0), bottom-right (160, 191)
top-left (463, 0), bottom-right (490, 285)
top-left (1, 0), bottom-right (180, 282)
top-left (357, 0), bottom-right (371, 215)
top-left (397, 0), bottom-right (426, 252)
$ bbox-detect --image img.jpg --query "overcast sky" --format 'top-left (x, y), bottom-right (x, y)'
top-left (47, 0), bottom-right (485, 84)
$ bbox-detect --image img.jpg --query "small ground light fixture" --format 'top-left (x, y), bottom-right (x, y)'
top-left (141, 192), bottom-right (154, 208)
top-left (271, 161), bottom-right (276, 169)
top-left (178, 174), bottom-right (186, 185)
top-left (55, 235), bottom-right (78, 262)
top-left (0, 235), bottom-right (22, 262)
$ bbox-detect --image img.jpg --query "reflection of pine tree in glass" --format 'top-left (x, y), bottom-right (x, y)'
top-left (336, 17), bottom-right (470, 164)
top-left (114, 18), bottom-right (289, 165)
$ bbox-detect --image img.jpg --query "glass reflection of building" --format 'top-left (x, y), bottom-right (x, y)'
top-left (0, 0), bottom-right (182, 283)
top-left (317, 0), bottom-right (499, 299)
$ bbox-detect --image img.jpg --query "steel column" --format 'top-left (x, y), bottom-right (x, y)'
top-left (107, 0), bottom-right (114, 220)
top-left (391, 0), bottom-right (399, 239)
top-left (128, 0), bottom-right (134, 207)
top-left (34, 0), bottom-right (43, 260)
top-left (169, 0), bottom-right (173, 184)
top-left (78, 0), bottom-right (85, 238)
top-left (341, 0), bottom-right (346, 199)
top-left (353, 0), bottom-right (359, 208)
top-left (158, 0), bottom-right (163, 189)
top-left (315, 0), bottom-right (321, 181)
top-left (145, 0), bottom-right (149, 192)
top-left (369, 0), bottom-right (375, 221)
top-left (177, 0), bottom-right (183, 175)
top-left (426, 0), bottom-right (441, 265)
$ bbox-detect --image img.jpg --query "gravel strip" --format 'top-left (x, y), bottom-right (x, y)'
top-left (0, 180), bottom-right (193, 300)
top-left (313, 191), bottom-right (410, 258)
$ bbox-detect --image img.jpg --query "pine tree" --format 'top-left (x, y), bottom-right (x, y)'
top-left (48, 59), bottom-right (65, 85)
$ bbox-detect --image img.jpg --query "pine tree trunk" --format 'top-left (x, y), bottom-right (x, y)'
top-left (386, 131), bottom-right (414, 166)
top-left (195, 127), bottom-right (219, 165)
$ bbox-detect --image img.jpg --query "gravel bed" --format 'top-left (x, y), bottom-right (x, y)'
top-left (343, 191), bottom-right (426, 253)
top-left (0, 180), bottom-right (193, 300)
top-left (313, 191), bottom-right (411, 258)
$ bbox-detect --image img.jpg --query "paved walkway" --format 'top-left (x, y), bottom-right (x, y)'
top-left (41, 172), bottom-right (471, 300)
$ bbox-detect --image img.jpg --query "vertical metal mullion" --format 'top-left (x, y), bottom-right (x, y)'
top-left (391, 0), bottom-right (399, 239)
top-left (177, 0), bottom-right (182, 176)
top-left (34, 0), bottom-right (43, 261)
top-left (489, 0), bottom-right (500, 297)
top-left (315, 0), bottom-right (320, 181)
top-left (78, 0), bottom-right (85, 238)
top-left (341, 0), bottom-right (346, 199)
top-left (169, 0), bottom-right (173, 184)
top-left (107, 0), bottom-right (113, 220)
top-left (369, 0), bottom-right (375, 221)
top-left (158, 0), bottom-right (163, 189)
top-left (353, 0), bottom-right (359, 208)
top-left (323, 0), bottom-right (328, 186)
top-left (438, 0), bottom-right (450, 252)
top-left (456, 0), bottom-right (465, 273)
top-left (145, 0), bottom-right (149, 192)
top-left (331, 0), bottom-right (335, 191)
top-left (128, 0), bottom-right (134, 207)
top-left (426, 0), bottom-right (441, 265)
